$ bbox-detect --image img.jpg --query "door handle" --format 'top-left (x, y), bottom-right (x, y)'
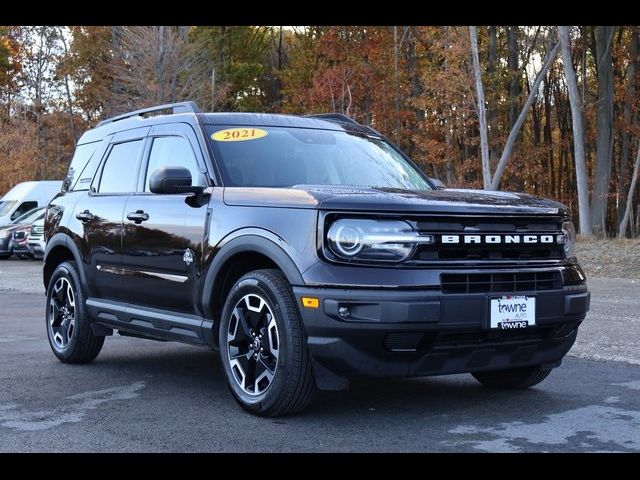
top-left (75, 210), bottom-right (94, 223)
top-left (127, 210), bottom-right (150, 224)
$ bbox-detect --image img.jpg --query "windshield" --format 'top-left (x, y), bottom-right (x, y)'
top-left (12, 207), bottom-right (44, 225)
top-left (0, 200), bottom-right (17, 217)
top-left (207, 126), bottom-right (431, 190)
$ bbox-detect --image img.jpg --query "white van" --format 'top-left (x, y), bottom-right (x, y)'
top-left (0, 181), bottom-right (63, 226)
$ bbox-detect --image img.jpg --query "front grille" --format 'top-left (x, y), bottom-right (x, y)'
top-left (434, 327), bottom-right (552, 348)
top-left (411, 215), bottom-right (565, 263)
top-left (441, 271), bottom-right (562, 294)
top-left (30, 225), bottom-right (44, 236)
top-left (384, 332), bottom-right (425, 351)
top-left (383, 325), bottom-right (569, 353)
top-left (416, 244), bottom-right (563, 261)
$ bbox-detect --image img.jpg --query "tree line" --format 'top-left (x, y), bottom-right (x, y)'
top-left (0, 26), bottom-right (638, 238)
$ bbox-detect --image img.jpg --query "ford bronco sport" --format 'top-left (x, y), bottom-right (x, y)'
top-left (43, 102), bottom-right (590, 416)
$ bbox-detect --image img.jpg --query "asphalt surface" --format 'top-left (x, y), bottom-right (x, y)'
top-left (0, 259), bottom-right (639, 452)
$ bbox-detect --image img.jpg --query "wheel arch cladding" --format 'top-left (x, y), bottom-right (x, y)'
top-left (202, 234), bottom-right (305, 332)
top-left (43, 234), bottom-right (85, 291)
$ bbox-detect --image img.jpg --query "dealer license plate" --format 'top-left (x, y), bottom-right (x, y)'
top-left (489, 296), bottom-right (536, 329)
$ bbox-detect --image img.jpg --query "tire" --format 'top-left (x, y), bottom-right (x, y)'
top-left (472, 366), bottom-right (552, 389)
top-left (46, 261), bottom-right (104, 364)
top-left (218, 269), bottom-right (315, 416)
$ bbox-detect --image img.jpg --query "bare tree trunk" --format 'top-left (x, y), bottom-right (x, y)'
top-left (591, 26), bottom-right (616, 235)
top-left (490, 43), bottom-right (559, 190)
top-left (469, 26), bottom-right (491, 189)
top-left (277, 26), bottom-right (283, 70)
top-left (581, 27), bottom-right (587, 105)
top-left (618, 28), bottom-right (639, 229)
top-left (543, 74), bottom-right (555, 197)
top-left (57, 27), bottom-right (77, 146)
top-left (487, 26), bottom-right (498, 170)
top-left (507, 26), bottom-right (520, 130)
top-left (406, 27), bottom-right (423, 159)
top-left (619, 141), bottom-right (640, 237)
top-left (393, 26), bottom-right (401, 145)
top-left (441, 27), bottom-right (454, 184)
top-left (487, 27), bottom-right (497, 73)
top-left (558, 26), bottom-right (593, 235)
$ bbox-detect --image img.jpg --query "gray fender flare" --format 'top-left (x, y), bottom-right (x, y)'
top-left (43, 233), bottom-right (88, 291)
top-left (201, 232), bottom-right (304, 319)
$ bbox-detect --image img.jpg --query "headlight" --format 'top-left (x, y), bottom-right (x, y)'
top-left (326, 218), bottom-right (433, 263)
top-left (561, 220), bottom-right (576, 259)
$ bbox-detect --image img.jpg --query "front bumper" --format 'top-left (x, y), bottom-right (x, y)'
top-left (293, 284), bottom-right (589, 384)
top-left (12, 241), bottom-right (31, 256)
top-left (27, 238), bottom-right (45, 259)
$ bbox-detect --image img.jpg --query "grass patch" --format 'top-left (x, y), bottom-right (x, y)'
top-left (576, 236), bottom-right (640, 279)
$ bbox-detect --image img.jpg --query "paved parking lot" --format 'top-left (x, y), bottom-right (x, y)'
top-left (0, 259), bottom-right (639, 452)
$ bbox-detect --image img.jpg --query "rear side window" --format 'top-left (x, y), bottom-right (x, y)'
top-left (64, 142), bottom-right (100, 191)
top-left (10, 201), bottom-right (38, 221)
top-left (144, 136), bottom-right (203, 192)
top-left (98, 140), bottom-right (144, 194)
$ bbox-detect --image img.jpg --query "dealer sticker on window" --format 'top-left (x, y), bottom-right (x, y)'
top-left (211, 128), bottom-right (268, 142)
top-left (490, 295), bottom-right (536, 329)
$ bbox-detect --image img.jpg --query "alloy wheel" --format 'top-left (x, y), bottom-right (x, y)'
top-left (49, 277), bottom-right (76, 349)
top-left (226, 293), bottom-right (280, 396)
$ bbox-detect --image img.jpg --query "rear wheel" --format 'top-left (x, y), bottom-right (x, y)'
top-left (46, 261), bottom-right (104, 363)
top-left (472, 366), bottom-right (552, 389)
top-left (218, 269), bottom-right (315, 416)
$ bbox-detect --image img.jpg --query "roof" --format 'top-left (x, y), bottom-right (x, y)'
top-left (1, 181), bottom-right (62, 200)
top-left (199, 112), bottom-right (376, 135)
top-left (78, 108), bottom-right (378, 145)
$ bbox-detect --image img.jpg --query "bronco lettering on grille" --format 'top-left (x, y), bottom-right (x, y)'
top-left (440, 234), bottom-right (562, 244)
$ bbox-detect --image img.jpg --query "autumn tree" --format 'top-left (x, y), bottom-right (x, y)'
top-left (1, 24), bottom-right (639, 238)
top-left (105, 26), bottom-right (211, 113)
top-left (0, 26), bottom-right (22, 117)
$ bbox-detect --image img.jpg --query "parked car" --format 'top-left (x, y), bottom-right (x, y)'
top-left (0, 207), bottom-right (46, 258)
top-left (43, 102), bottom-right (589, 416)
top-left (11, 224), bottom-right (33, 259)
top-left (27, 218), bottom-right (46, 260)
top-left (0, 181), bottom-right (61, 226)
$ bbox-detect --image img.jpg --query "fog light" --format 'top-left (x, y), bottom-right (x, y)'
top-left (338, 306), bottom-right (350, 319)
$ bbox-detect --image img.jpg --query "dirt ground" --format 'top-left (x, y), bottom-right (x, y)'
top-left (577, 236), bottom-right (640, 279)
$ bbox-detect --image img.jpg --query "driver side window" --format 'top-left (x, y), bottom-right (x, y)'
top-left (144, 136), bottom-right (202, 192)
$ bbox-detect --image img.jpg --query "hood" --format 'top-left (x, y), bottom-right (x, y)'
top-left (0, 223), bottom-right (24, 232)
top-left (223, 185), bottom-right (567, 216)
top-left (0, 223), bottom-right (22, 232)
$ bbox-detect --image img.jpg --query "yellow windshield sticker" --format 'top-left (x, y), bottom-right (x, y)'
top-left (211, 128), bottom-right (268, 142)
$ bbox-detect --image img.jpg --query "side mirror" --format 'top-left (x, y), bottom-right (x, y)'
top-left (149, 166), bottom-right (204, 195)
top-left (429, 177), bottom-right (446, 189)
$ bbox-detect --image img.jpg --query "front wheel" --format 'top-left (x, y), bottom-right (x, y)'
top-left (472, 366), bottom-right (552, 389)
top-left (218, 269), bottom-right (315, 416)
top-left (46, 261), bottom-right (104, 363)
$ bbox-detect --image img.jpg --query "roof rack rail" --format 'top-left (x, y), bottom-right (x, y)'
top-left (96, 101), bottom-right (201, 127)
top-left (306, 113), bottom-right (359, 125)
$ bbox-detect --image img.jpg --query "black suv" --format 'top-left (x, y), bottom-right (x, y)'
top-left (43, 102), bottom-right (590, 416)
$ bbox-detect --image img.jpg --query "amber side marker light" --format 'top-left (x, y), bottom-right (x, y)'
top-left (301, 297), bottom-right (319, 309)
